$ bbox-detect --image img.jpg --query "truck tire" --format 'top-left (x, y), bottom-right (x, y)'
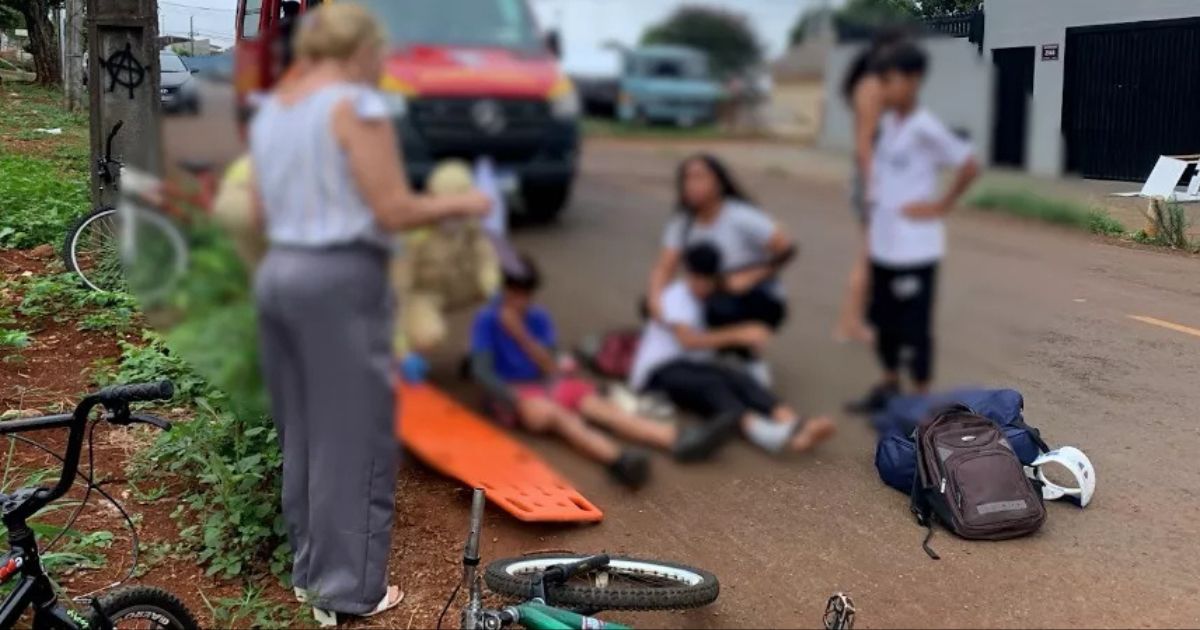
top-left (521, 182), bottom-right (572, 223)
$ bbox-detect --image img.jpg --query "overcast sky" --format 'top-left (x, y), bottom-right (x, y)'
top-left (161, 0), bottom-right (826, 73)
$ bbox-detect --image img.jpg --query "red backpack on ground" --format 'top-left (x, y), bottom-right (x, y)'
top-left (576, 329), bottom-right (641, 380)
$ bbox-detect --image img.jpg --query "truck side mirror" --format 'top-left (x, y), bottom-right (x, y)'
top-left (545, 30), bottom-right (561, 58)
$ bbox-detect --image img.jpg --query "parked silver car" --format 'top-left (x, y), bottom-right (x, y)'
top-left (160, 51), bottom-right (199, 115)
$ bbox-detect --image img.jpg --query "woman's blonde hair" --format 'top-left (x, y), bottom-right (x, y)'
top-left (294, 3), bottom-right (384, 62)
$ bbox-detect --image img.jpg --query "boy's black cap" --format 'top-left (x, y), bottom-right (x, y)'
top-left (683, 242), bottom-right (722, 277)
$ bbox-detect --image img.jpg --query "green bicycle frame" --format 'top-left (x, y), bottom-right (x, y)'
top-left (515, 603), bottom-right (633, 630)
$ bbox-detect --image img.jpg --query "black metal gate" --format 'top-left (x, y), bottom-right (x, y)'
top-left (992, 47), bottom-right (1035, 168)
top-left (1062, 17), bottom-right (1200, 181)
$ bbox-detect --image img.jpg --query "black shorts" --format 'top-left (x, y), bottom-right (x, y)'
top-left (868, 261), bottom-right (938, 336)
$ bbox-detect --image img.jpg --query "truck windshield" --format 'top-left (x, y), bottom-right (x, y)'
top-left (348, 0), bottom-right (541, 50)
top-left (630, 55), bottom-right (709, 80)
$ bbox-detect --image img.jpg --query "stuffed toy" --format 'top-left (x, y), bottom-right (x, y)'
top-left (392, 159), bottom-right (499, 356)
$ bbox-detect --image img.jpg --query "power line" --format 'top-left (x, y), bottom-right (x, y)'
top-left (159, 1), bottom-right (235, 13)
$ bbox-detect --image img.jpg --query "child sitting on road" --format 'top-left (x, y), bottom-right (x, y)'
top-left (846, 42), bottom-right (980, 414)
top-left (468, 255), bottom-right (727, 488)
top-left (630, 243), bottom-right (837, 457)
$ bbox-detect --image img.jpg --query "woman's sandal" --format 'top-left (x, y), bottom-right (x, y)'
top-left (311, 586), bottom-right (404, 627)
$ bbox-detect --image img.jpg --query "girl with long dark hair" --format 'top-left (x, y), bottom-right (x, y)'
top-left (645, 154), bottom-right (795, 383)
top-left (834, 29), bottom-right (908, 344)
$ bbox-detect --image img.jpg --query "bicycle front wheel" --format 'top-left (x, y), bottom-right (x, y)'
top-left (484, 554), bottom-right (719, 612)
top-left (86, 586), bottom-right (200, 630)
top-left (63, 205), bottom-right (188, 302)
top-left (62, 206), bottom-right (124, 293)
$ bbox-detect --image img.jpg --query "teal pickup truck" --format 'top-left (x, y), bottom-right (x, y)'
top-left (617, 45), bottom-right (724, 127)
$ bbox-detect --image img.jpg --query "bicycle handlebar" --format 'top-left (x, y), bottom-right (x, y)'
top-left (97, 381), bottom-right (174, 406)
top-left (0, 381), bottom-right (174, 524)
top-left (104, 121), bottom-right (124, 162)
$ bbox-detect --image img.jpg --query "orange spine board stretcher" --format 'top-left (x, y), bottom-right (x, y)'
top-left (396, 383), bottom-right (604, 523)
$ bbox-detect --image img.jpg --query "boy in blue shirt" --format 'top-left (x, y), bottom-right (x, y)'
top-left (470, 255), bottom-right (728, 488)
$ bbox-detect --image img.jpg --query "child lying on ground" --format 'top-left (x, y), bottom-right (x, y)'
top-left (630, 243), bottom-right (837, 457)
top-left (469, 255), bottom-right (728, 489)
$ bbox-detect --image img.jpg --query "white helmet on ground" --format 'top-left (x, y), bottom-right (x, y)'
top-left (1028, 446), bottom-right (1095, 508)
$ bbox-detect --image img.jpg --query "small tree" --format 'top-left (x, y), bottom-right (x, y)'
top-left (641, 5), bottom-right (762, 78)
top-left (836, 0), bottom-right (918, 27)
top-left (917, 0), bottom-right (980, 17)
top-left (0, 0), bottom-right (62, 86)
top-left (788, 6), bottom-right (832, 47)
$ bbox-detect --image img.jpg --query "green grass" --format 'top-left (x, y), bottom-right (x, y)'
top-left (0, 154), bottom-right (90, 249)
top-left (583, 117), bottom-right (728, 140)
top-left (200, 584), bottom-right (303, 629)
top-left (0, 84), bottom-right (91, 249)
top-left (969, 188), bottom-right (1127, 237)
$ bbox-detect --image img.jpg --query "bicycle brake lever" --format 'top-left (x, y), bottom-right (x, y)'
top-left (129, 413), bottom-right (173, 431)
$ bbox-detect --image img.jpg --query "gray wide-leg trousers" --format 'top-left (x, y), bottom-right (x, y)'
top-left (254, 245), bottom-right (397, 615)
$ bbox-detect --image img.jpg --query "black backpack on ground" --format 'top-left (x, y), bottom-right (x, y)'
top-left (911, 404), bottom-right (1046, 559)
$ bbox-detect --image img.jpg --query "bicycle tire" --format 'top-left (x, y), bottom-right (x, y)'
top-left (63, 205), bottom-right (189, 302)
top-left (85, 585), bottom-right (200, 630)
top-left (484, 553), bottom-right (719, 612)
top-left (62, 205), bottom-right (122, 293)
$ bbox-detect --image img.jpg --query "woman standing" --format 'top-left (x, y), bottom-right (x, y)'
top-left (834, 31), bottom-right (906, 344)
top-left (646, 154), bottom-right (795, 383)
top-left (249, 5), bottom-right (488, 624)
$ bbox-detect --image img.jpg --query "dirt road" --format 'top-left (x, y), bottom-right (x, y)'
top-left (438, 139), bottom-right (1200, 629)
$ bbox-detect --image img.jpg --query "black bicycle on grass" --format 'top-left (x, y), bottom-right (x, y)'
top-left (0, 381), bottom-right (198, 630)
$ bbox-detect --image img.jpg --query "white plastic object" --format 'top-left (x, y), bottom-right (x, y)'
top-left (1028, 446), bottom-right (1095, 508)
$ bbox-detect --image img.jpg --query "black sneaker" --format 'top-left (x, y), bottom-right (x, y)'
top-left (672, 413), bottom-right (740, 463)
top-left (607, 449), bottom-right (651, 489)
top-left (845, 382), bottom-right (900, 415)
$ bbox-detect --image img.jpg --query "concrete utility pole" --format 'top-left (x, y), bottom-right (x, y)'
top-left (63, 0), bottom-right (85, 111)
top-left (189, 16), bottom-right (195, 56)
top-left (86, 0), bottom-right (162, 209)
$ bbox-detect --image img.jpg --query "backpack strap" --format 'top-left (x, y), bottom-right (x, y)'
top-left (909, 467), bottom-right (941, 560)
top-left (1013, 416), bottom-right (1051, 454)
top-left (920, 521), bottom-right (940, 560)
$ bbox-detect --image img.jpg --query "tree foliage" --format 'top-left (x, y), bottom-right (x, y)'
top-left (641, 5), bottom-right (762, 78)
top-left (788, 6), bottom-right (832, 47)
top-left (837, 0), bottom-right (917, 27)
top-left (0, 0), bottom-right (63, 85)
top-left (917, 0), bottom-right (981, 17)
top-left (828, 0), bottom-right (979, 30)
top-left (0, 5), bottom-right (23, 31)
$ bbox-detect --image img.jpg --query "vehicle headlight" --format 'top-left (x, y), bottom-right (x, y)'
top-left (381, 91), bottom-right (408, 117)
top-left (549, 78), bottom-right (581, 119)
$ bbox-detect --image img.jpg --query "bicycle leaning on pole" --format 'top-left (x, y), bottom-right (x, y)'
top-left (62, 120), bottom-right (214, 303)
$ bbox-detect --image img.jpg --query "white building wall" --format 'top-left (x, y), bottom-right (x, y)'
top-left (820, 37), bottom-right (992, 162)
top-left (986, 0), bottom-right (1200, 176)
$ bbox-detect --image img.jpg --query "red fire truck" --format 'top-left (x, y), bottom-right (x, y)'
top-left (235, 0), bottom-right (581, 221)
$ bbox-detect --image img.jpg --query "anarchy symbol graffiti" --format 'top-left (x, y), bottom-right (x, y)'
top-left (100, 43), bottom-right (151, 99)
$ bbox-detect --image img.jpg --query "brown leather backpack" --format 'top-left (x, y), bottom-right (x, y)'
top-left (911, 404), bottom-right (1046, 559)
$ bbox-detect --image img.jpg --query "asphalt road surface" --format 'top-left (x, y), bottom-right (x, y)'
top-left (459, 139), bottom-right (1200, 629)
top-left (162, 96), bottom-right (1200, 626)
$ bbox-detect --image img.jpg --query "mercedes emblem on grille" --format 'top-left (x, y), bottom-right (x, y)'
top-left (471, 99), bottom-right (507, 135)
